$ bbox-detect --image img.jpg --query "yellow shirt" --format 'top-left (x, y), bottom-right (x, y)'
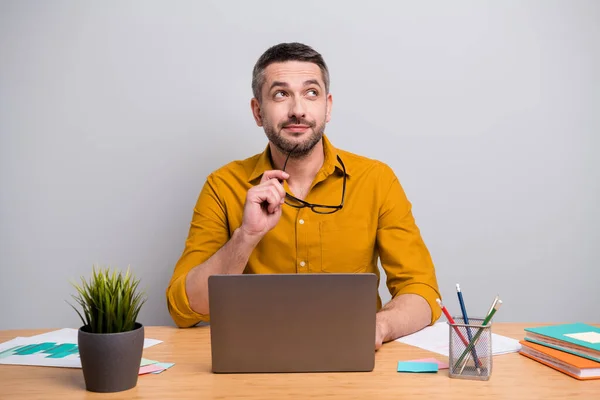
top-left (166, 135), bottom-right (441, 328)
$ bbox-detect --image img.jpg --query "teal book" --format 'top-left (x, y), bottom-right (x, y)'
top-left (524, 323), bottom-right (600, 363)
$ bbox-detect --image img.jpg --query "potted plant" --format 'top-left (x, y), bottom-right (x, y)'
top-left (69, 265), bottom-right (147, 393)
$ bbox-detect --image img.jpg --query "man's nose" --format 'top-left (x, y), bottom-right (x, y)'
top-left (288, 98), bottom-right (306, 120)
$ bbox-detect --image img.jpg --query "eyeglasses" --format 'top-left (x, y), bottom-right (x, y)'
top-left (281, 149), bottom-right (346, 214)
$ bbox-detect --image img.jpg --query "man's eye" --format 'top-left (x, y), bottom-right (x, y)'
top-left (274, 91), bottom-right (287, 98)
top-left (306, 89), bottom-right (318, 97)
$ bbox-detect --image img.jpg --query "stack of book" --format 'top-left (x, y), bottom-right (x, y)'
top-left (519, 323), bottom-right (600, 380)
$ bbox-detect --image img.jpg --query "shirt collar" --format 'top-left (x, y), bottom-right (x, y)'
top-left (248, 134), bottom-right (349, 183)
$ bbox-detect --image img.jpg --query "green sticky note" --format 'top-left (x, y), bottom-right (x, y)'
top-left (150, 362), bottom-right (175, 374)
top-left (140, 358), bottom-right (158, 366)
top-left (397, 361), bottom-right (439, 373)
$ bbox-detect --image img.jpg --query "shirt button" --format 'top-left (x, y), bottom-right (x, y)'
top-left (300, 261), bottom-right (306, 267)
top-left (299, 219), bottom-right (305, 225)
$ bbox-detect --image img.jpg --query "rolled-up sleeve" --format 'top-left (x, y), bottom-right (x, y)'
top-left (166, 174), bottom-right (230, 327)
top-left (376, 166), bottom-right (441, 324)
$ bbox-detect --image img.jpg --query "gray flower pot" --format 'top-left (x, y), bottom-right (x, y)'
top-left (78, 323), bottom-right (144, 393)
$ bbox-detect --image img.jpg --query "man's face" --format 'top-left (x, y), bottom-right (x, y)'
top-left (251, 61), bottom-right (332, 158)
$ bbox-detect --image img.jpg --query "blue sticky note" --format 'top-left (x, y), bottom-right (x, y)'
top-left (397, 361), bottom-right (439, 373)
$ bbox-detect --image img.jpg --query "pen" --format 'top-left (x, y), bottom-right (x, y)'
top-left (453, 299), bottom-right (503, 371)
top-left (456, 284), bottom-right (481, 369)
top-left (435, 298), bottom-right (470, 347)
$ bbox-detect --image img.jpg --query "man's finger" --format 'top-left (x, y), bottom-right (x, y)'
top-left (248, 186), bottom-right (282, 209)
top-left (260, 170), bottom-right (289, 184)
top-left (264, 178), bottom-right (286, 199)
top-left (254, 177), bottom-right (286, 200)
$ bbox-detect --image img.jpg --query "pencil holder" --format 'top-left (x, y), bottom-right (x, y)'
top-left (448, 317), bottom-right (492, 381)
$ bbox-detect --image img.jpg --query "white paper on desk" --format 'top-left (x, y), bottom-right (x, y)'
top-left (21, 328), bottom-right (162, 349)
top-left (0, 336), bottom-right (82, 368)
top-left (395, 322), bottom-right (522, 357)
top-left (0, 328), bottom-right (162, 368)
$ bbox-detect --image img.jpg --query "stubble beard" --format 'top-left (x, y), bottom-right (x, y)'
top-left (262, 112), bottom-right (326, 159)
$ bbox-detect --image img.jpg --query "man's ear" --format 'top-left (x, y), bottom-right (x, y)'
top-left (250, 98), bottom-right (263, 127)
top-left (326, 93), bottom-right (333, 123)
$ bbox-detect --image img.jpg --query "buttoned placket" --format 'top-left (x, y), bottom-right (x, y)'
top-left (296, 209), bottom-right (309, 273)
top-left (290, 158), bottom-right (338, 274)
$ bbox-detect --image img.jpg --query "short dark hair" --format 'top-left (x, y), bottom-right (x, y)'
top-left (252, 42), bottom-right (330, 101)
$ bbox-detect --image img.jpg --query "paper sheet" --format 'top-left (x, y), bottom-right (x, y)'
top-left (150, 362), bottom-right (175, 374)
top-left (395, 322), bottom-right (522, 357)
top-left (15, 328), bottom-right (162, 349)
top-left (137, 359), bottom-right (175, 374)
top-left (0, 328), bottom-right (163, 369)
top-left (139, 364), bottom-right (165, 375)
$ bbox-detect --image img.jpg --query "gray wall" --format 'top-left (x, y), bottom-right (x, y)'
top-left (1, 1), bottom-right (598, 330)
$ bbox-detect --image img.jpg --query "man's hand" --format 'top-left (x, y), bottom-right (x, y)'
top-left (374, 294), bottom-right (432, 351)
top-left (183, 169), bottom-right (289, 316)
top-left (375, 318), bottom-right (389, 351)
top-left (240, 170), bottom-right (289, 240)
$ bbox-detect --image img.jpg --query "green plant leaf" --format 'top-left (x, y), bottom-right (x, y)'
top-left (66, 265), bottom-right (146, 334)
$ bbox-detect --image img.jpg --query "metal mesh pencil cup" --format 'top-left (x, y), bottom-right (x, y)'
top-left (448, 317), bottom-right (492, 380)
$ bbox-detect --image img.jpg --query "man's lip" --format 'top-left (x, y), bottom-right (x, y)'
top-left (283, 125), bottom-right (310, 129)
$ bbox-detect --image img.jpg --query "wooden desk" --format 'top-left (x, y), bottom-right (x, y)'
top-left (1, 324), bottom-right (598, 399)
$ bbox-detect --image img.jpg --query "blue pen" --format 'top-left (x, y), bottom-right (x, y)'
top-left (456, 284), bottom-right (481, 370)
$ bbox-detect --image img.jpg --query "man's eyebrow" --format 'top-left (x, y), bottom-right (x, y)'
top-left (268, 79), bottom-right (323, 91)
top-left (269, 81), bottom-right (289, 91)
top-left (303, 79), bottom-right (322, 88)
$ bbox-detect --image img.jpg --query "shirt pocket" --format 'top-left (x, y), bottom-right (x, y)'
top-left (319, 221), bottom-right (374, 273)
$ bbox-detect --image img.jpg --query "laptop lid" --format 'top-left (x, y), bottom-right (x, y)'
top-left (208, 273), bottom-right (378, 373)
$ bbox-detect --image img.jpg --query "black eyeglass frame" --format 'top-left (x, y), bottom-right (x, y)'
top-left (281, 151), bottom-right (346, 214)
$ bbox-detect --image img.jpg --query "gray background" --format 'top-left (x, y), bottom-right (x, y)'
top-left (1, 1), bottom-right (598, 330)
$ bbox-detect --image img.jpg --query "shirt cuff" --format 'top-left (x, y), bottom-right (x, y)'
top-left (166, 274), bottom-right (211, 328)
top-left (394, 283), bottom-right (442, 325)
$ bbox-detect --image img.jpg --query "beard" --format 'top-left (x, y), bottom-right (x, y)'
top-left (261, 112), bottom-right (326, 159)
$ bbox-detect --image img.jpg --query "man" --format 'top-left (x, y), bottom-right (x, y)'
top-left (166, 42), bottom-right (441, 349)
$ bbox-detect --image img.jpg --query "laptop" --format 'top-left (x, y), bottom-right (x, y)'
top-left (208, 273), bottom-right (378, 373)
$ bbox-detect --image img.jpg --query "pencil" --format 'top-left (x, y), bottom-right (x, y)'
top-left (436, 298), bottom-right (470, 347)
top-left (453, 299), bottom-right (503, 371)
top-left (456, 284), bottom-right (481, 370)
top-left (458, 294), bottom-right (499, 374)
